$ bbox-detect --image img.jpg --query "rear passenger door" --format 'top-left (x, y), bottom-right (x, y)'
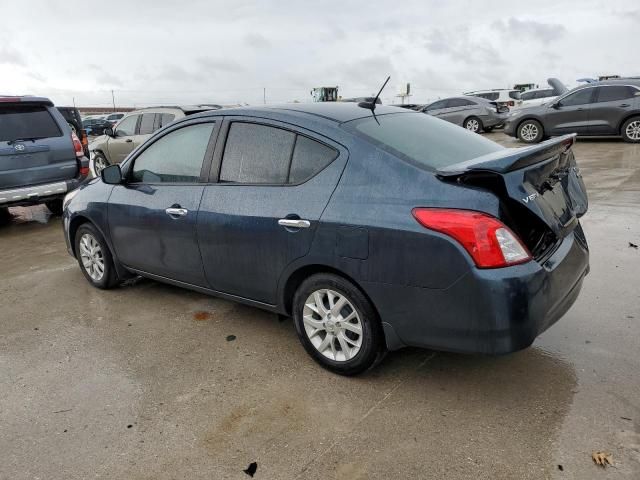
top-left (588, 86), bottom-right (639, 135)
top-left (441, 98), bottom-right (476, 125)
top-left (197, 118), bottom-right (347, 304)
top-left (132, 112), bottom-right (157, 149)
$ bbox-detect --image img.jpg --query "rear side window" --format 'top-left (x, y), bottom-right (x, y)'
top-left (139, 113), bottom-right (157, 135)
top-left (220, 123), bottom-right (296, 184)
top-left (448, 98), bottom-right (475, 107)
top-left (160, 113), bottom-right (175, 128)
top-left (289, 136), bottom-right (338, 184)
top-left (0, 105), bottom-right (62, 142)
top-left (131, 123), bottom-right (214, 183)
top-left (424, 100), bottom-right (448, 111)
top-left (595, 86), bottom-right (636, 103)
top-left (471, 92), bottom-right (499, 101)
top-left (344, 112), bottom-right (503, 170)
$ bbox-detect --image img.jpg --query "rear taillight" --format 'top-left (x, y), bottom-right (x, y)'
top-left (412, 208), bottom-right (531, 268)
top-left (71, 132), bottom-right (83, 158)
top-left (507, 100), bottom-right (515, 107)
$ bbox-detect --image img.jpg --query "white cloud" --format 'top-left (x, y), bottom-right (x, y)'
top-left (1, 0), bottom-right (638, 106)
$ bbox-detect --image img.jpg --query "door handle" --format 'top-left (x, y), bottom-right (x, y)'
top-left (278, 218), bottom-right (311, 229)
top-left (125, 139), bottom-right (133, 143)
top-left (619, 103), bottom-right (631, 107)
top-left (165, 207), bottom-right (188, 217)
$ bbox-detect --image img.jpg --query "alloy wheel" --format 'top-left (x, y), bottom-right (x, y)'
top-left (521, 123), bottom-right (538, 141)
top-left (79, 233), bottom-right (105, 281)
top-left (626, 121), bottom-right (640, 141)
top-left (92, 156), bottom-right (108, 177)
top-left (466, 119), bottom-right (480, 132)
top-left (302, 289), bottom-right (363, 362)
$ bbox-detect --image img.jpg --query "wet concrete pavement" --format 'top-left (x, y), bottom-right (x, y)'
top-left (1, 134), bottom-right (639, 479)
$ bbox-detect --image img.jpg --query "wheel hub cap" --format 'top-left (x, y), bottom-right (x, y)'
top-left (627, 121), bottom-right (640, 140)
top-left (79, 233), bottom-right (105, 281)
top-left (302, 289), bottom-right (363, 362)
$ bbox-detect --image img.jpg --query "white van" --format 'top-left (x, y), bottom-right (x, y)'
top-left (514, 88), bottom-right (558, 109)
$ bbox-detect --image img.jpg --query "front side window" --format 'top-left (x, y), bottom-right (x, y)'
top-left (520, 91), bottom-right (535, 101)
top-left (0, 105), bottom-right (62, 142)
top-left (130, 123), bottom-right (214, 183)
top-left (116, 115), bottom-right (139, 136)
top-left (559, 88), bottom-right (594, 106)
top-left (509, 91), bottom-right (521, 100)
top-left (344, 112), bottom-right (503, 170)
top-left (139, 113), bottom-right (157, 135)
top-left (220, 123), bottom-right (295, 184)
top-left (595, 86), bottom-right (636, 103)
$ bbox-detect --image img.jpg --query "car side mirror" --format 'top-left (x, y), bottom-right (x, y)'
top-left (551, 102), bottom-right (560, 109)
top-left (104, 127), bottom-right (114, 137)
top-left (101, 164), bottom-right (123, 184)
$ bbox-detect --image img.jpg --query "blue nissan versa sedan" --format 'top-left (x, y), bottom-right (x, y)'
top-left (62, 103), bottom-right (589, 375)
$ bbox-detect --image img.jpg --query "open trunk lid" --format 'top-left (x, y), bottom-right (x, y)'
top-left (437, 134), bottom-right (588, 259)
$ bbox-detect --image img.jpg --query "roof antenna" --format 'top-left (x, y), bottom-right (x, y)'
top-left (358, 76), bottom-right (390, 111)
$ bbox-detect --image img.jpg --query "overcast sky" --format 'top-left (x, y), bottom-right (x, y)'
top-left (1, 0), bottom-right (638, 107)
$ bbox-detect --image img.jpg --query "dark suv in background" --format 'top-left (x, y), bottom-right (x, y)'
top-left (0, 96), bottom-right (89, 219)
top-left (505, 80), bottom-right (640, 143)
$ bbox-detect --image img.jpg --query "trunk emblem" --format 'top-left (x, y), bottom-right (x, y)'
top-left (522, 193), bottom-right (539, 204)
top-left (14, 144), bottom-right (25, 151)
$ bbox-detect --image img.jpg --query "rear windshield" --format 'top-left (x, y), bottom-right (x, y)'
top-left (343, 112), bottom-right (503, 170)
top-left (0, 105), bottom-right (62, 142)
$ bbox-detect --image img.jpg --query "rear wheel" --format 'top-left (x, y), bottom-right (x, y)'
top-left (621, 116), bottom-right (640, 143)
top-left (74, 223), bottom-right (119, 289)
top-left (45, 199), bottom-right (63, 215)
top-left (464, 116), bottom-right (483, 133)
top-left (517, 119), bottom-right (544, 143)
top-left (292, 273), bottom-right (385, 375)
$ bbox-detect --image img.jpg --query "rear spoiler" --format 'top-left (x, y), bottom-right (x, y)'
top-left (437, 134), bottom-right (577, 177)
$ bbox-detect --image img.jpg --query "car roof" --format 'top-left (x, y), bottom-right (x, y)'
top-left (194, 102), bottom-right (412, 124)
top-left (0, 95), bottom-right (54, 106)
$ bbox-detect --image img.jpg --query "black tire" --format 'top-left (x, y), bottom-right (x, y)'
top-left (92, 152), bottom-right (110, 177)
top-left (463, 116), bottom-right (483, 134)
top-left (74, 223), bottom-right (119, 289)
top-left (621, 116), bottom-right (640, 143)
top-left (292, 273), bottom-right (385, 375)
top-left (45, 199), bottom-right (63, 215)
top-left (517, 119), bottom-right (544, 143)
top-left (483, 126), bottom-right (494, 133)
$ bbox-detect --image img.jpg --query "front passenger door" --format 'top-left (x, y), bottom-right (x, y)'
top-left (108, 114), bottom-right (140, 164)
top-left (545, 88), bottom-right (595, 135)
top-left (109, 120), bottom-right (219, 286)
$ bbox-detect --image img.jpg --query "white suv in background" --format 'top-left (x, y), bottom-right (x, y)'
top-left (464, 89), bottom-right (522, 108)
top-left (514, 88), bottom-right (558, 109)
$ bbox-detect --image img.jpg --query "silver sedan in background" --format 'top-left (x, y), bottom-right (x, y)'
top-left (421, 96), bottom-right (509, 133)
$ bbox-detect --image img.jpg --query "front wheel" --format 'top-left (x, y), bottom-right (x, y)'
top-left (292, 273), bottom-right (385, 375)
top-left (621, 116), bottom-right (640, 143)
top-left (74, 223), bottom-right (119, 289)
top-left (464, 116), bottom-right (483, 134)
top-left (517, 119), bottom-right (544, 143)
top-left (92, 153), bottom-right (110, 177)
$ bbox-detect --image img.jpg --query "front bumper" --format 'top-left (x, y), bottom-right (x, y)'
top-left (503, 118), bottom-right (519, 137)
top-left (363, 227), bottom-right (589, 354)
